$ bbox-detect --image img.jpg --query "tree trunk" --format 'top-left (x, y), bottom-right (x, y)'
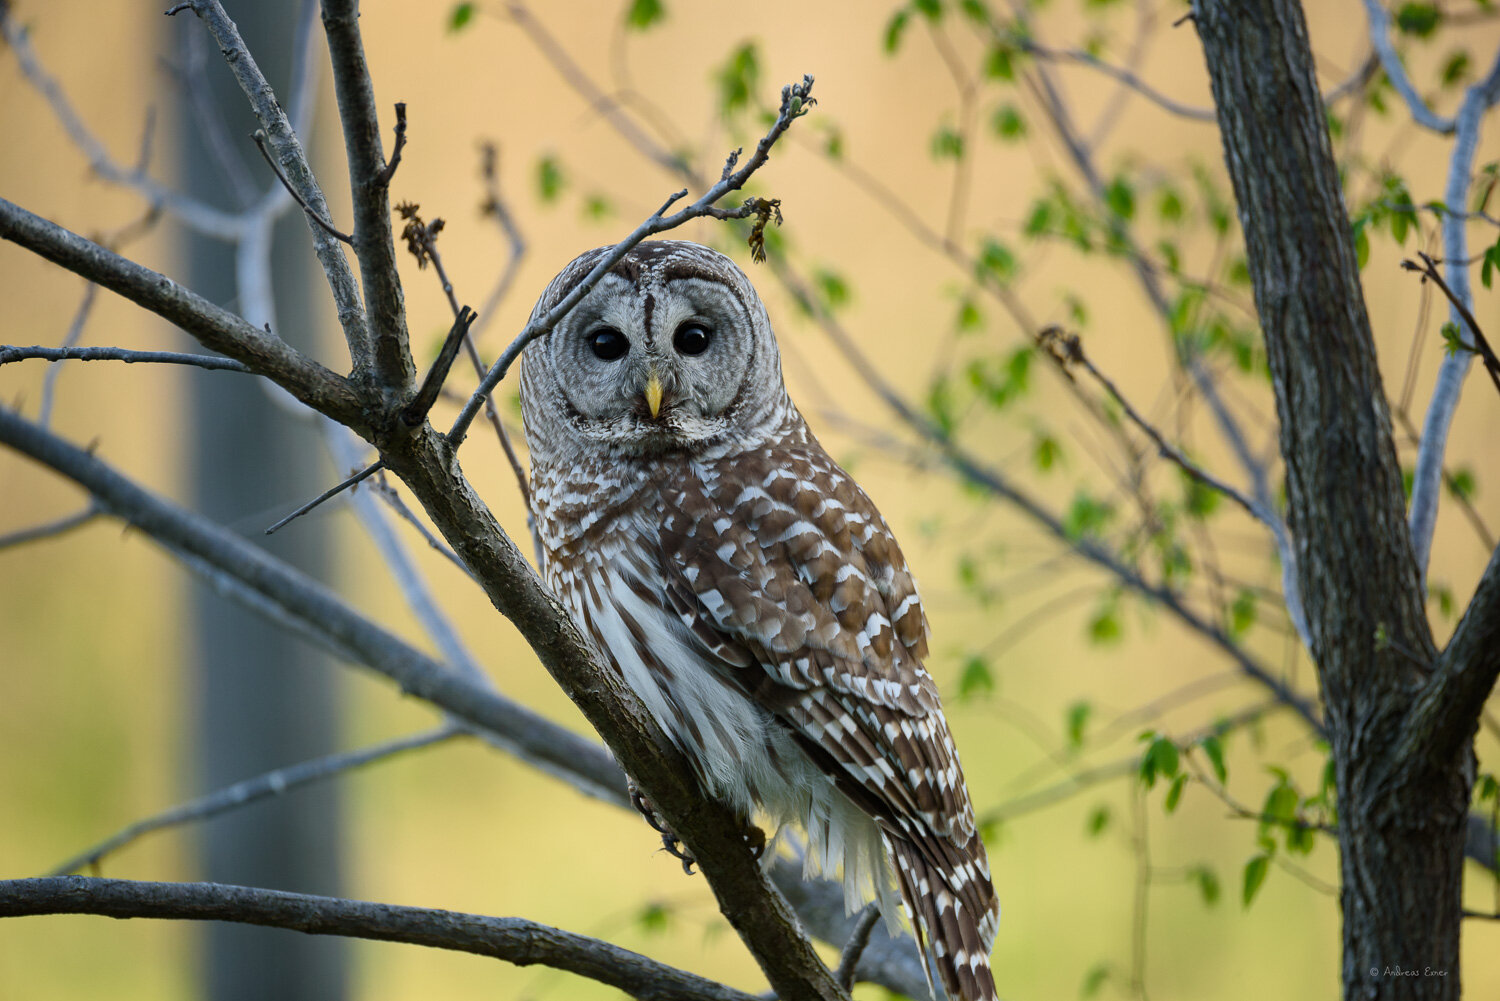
top-left (1192, 2), bottom-right (1473, 998)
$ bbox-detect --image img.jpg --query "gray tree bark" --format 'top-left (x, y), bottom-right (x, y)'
top-left (174, 4), bottom-right (347, 999)
top-left (1193, 2), bottom-right (1500, 999)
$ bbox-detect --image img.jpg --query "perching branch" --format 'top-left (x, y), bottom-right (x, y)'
top-left (0, 878), bottom-right (761, 1001)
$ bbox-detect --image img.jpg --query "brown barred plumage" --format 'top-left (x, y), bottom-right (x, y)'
top-left (520, 241), bottom-right (999, 1000)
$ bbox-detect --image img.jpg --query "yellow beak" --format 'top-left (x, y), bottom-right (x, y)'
top-left (644, 370), bottom-right (664, 419)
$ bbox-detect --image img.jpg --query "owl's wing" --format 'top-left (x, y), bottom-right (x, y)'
top-left (653, 445), bottom-right (974, 845)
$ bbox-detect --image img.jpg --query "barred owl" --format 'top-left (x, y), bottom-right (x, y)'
top-left (519, 241), bottom-right (998, 1001)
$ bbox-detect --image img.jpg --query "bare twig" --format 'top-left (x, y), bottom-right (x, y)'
top-left (0, 878), bottom-right (761, 1001)
top-left (50, 726), bottom-right (464, 877)
top-left (374, 101), bottom-right (408, 187)
top-left (403, 307), bottom-right (476, 427)
top-left (2, 344), bottom-right (253, 373)
top-left (251, 130), bottom-right (353, 243)
top-left (1039, 326), bottom-right (1267, 523)
top-left (0, 505), bottom-right (98, 552)
top-left (264, 459), bottom-right (385, 535)
top-left (1400, 252), bottom-right (1500, 396)
top-left (833, 904), bottom-right (881, 992)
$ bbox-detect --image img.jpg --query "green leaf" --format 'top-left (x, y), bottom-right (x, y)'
top-left (637, 900), bottom-right (672, 932)
top-left (1032, 432), bottom-right (1061, 472)
top-left (1478, 774), bottom-right (1500, 803)
top-left (1138, 733), bottom-right (1179, 788)
top-left (1447, 467), bottom-right (1476, 502)
top-left (884, 9), bottom-right (911, 53)
top-left (931, 125), bottom-right (965, 160)
top-left (1193, 865), bottom-right (1221, 906)
top-left (978, 237), bottom-right (1017, 281)
top-left (958, 655), bottom-right (995, 700)
top-left (1158, 187), bottom-right (1184, 223)
top-left (448, 2), bottom-right (475, 31)
top-left (1442, 49), bottom-right (1471, 87)
top-left (624, 0), bottom-right (666, 29)
top-left (1440, 321), bottom-right (1470, 356)
top-left (1483, 242), bottom-right (1500, 288)
top-left (536, 154), bottom-right (566, 203)
top-left (814, 269), bottom-right (851, 311)
top-left (1395, 2), bottom-right (1441, 37)
top-left (985, 42), bottom-right (1016, 80)
top-left (1183, 470), bottom-right (1220, 518)
top-left (1164, 773), bottom-right (1187, 813)
top-left (1229, 589), bottom-right (1257, 639)
top-left (913, 0), bottom-right (943, 19)
top-left (1066, 701), bottom-right (1092, 749)
top-left (956, 297), bottom-right (983, 332)
top-left (1242, 854), bottom-right (1271, 907)
top-left (991, 103), bottom-right (1026, 139)
top-left (1089, 599), bottom-right (1121, 646)
top-left (715, 42), bottom-right (760, 118)
top-left (1200, 734), bottom-right (1228, 784)
top-left (1104, 175), bottom-right (1135, 220)
top-left (1086, 803), bottom-right (1111, 837)
top-left (1081, 962), bottom-right (1111, 998)
top-left (582, 193), bottom-right (612, 220)
top-left (1064, 492), bottom-right (1114, 539)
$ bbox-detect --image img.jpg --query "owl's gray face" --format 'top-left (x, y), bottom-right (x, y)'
top-left (520, 241), bottom-right (792, 466)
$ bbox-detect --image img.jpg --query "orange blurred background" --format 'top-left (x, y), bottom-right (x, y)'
top-left (2, 1), bottom-right (1498, 999)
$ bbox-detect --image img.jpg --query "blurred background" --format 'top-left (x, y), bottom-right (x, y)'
top-left (2, 1), bottom-right (1498, 999)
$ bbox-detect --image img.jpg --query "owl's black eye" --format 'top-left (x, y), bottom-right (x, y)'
top-left (673, 323), bottom-right (713, 356)
top-left (588, 327), bottom-right (629, 361)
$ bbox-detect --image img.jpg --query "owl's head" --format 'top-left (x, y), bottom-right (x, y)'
top-left (519, 241), bottom-right (793, 465)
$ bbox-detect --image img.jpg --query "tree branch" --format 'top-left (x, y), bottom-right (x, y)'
top-left (0, 878), bottom-right (760, 1001)
top-left (1, 344), bottom-right (252, 373)
top-left (0, 405), bottom-right (627, 803)
top-left (1408, 46), bottom-right (1500, 577)
top-left (1360, 0), bottom-right (1457, 134)
top-left (49, 726), bottom-right (463, 877)
top-left (320, 0), bottom-right (413, 393)
top-left (1399, 542), bottom-right (1500, 768)
top-left (171, 0), bottom-right (373, 374)
top-left (0, 199), bottom-right (363, 426)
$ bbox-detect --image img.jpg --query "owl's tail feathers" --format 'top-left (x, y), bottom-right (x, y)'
top-left (889, 836), bottom-right (999, 1001)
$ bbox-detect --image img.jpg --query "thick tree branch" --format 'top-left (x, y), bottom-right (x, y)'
top-left (0, 878), bottom-right (759, 1001)
top-left (1400, 543), bottom-right (1500, 768)
top-left (321, 0), bottom-right (413, 394)
top-left (0, 199), bottom-right (363, 426)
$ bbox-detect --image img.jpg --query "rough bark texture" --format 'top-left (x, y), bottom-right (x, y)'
top-left (1193, 3), bottom-right (1475, 998)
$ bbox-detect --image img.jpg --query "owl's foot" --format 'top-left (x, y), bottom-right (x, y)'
top-left (629, 782), bottom-right (699, 875)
